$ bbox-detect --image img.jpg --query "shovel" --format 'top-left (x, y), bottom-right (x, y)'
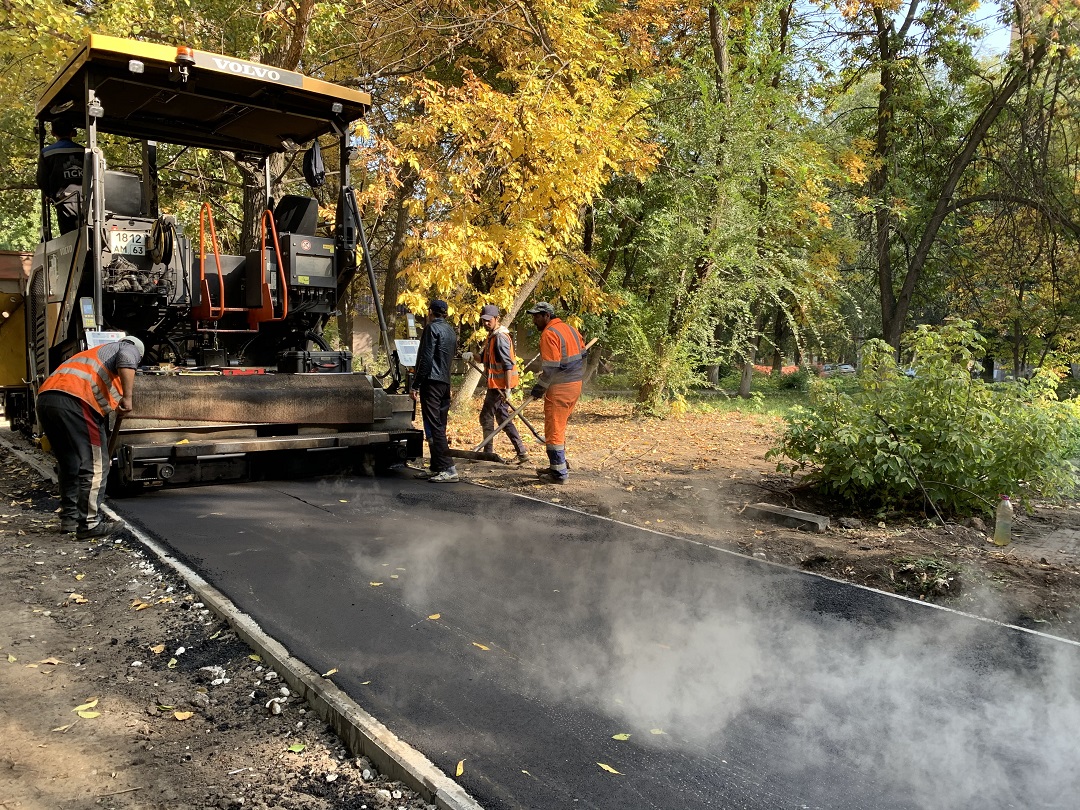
top-left (107, 413), bottom-right (125, 458)
top-left (464, 358), bottom-right (545, 444)
top-left (471, 394), bottom-right (539, 453)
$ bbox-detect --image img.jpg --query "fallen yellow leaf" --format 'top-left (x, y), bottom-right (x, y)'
top-left (456, 760), bottom-right (465, 776)
top-left (322, 667), bottom-right (339, 677)
top-left (77, 710), bottom-right (101, 719)
top-left (612, 733), bottom-right (631, 741)
top-left (428, 613), bottom-right (441, 620)
top-left (598, 763), bottom-right (621, 775)
top-left (131, 601), bottom-right (150, 611)
top-left (75, 573), bottom-right (85, 581)
top-left (51, 723), bottom-right (76, 732)
top-left (39, 657), bottom-right (62, 666)
top-left (167, 658), bottom-right (178, 669)
top-left (150, 644), bottom-right (165, 655)
top-left (173, 711), bottom-right (194, 721)
top-left (369, 582), bottom-right (384, 587)
top-left (248, 654), bottom-right (262, 662)
top-left (650, 728), bottom-right (666, 735)
top-left (472, 642), bottom-right (490, 651)
top-left (73, 699), bottom-right (99, 713)
top-left (390, 574), bottom-right (399, 579)
top-left (67, 593), bottom-right (89, 604)
top-left (6, 654), bottom-right (15, 663)
top-left (361, 680), bottom-right (371, 685)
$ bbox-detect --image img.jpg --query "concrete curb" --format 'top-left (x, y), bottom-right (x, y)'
top-left (0, 433), bottom-right (484, 810)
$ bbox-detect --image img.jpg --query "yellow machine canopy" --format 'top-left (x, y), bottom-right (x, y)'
top-left (36, 35), bottom-right (370, 154)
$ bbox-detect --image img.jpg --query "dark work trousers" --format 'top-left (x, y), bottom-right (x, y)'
top-left (419, 380), bottom-right (453, 473)
top-left (479, 388), bottom-right (526, 456)
top-left (36, 391), bottom-right (109, 531)
top-left (54, 189), bottom-right (82, 235)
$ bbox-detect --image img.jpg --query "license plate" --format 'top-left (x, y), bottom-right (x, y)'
top-left (109, 230), bottom-right (146, 256)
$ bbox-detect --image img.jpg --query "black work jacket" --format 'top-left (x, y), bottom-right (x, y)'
top-left (36, 138), bottom-right (84, 202)
top-left (412, 317), bottom-right (457, 388)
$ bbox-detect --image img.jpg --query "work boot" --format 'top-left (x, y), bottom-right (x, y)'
top-left (429, 468), bottom-right (459, 483)
top-left (60, 520), bottom-right (78, 533)
top-left (510, 452), bottom-right (530, 466)
top-left (414, 469), bottom-right (436, 479)
top-left (76, 518), bottom-right (121, 540)
top-left (536, 470), bottom-right (567, 485)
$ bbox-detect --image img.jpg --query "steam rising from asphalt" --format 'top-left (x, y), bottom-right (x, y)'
top-left (335, 479), bottom-right (1080, 809)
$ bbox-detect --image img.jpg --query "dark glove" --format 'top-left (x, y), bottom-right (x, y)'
top-left (529, 384), bottom-right (545, 399)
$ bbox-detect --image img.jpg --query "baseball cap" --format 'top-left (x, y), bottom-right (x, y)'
top-left (479, 304), bottom-right (500, 320)
top-left (429, 299), bottom-right (448, 315)
top-left (525, 302), bottom-right (555, 316)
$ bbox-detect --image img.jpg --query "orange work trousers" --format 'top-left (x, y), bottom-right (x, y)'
top-left (543, 381), bottom-right (582, 447)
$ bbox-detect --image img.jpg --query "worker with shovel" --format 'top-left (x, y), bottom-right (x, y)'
top-left (526, 302), bottom-right (587, 485)
top-left (474, 305), bottom-right (530, 466)
top-left (36, 335), bottom-right (144, 539)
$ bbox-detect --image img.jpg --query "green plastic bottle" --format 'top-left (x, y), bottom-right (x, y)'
top-left (993, 495), bottom-right (1013, 547)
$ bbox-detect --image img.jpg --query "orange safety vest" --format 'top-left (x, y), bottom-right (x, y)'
top-left (39, 345), bottom-right (124, 416)
top-left (540, 318), bottom-right (586, 384)
top-left (482, 327), bottom-right (521, 389)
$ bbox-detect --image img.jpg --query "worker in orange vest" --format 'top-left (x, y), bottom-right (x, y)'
top-left (526, 302), bottom-right (587, 485)
top-left (36, 336), bottom-right (144, 539)
top-left (476, 304), bottom-right (529, 465)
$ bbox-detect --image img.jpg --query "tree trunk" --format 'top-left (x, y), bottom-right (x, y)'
top-left (381, 167), bottom-right (418, 338)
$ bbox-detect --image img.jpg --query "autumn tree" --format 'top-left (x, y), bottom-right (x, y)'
top-left (828, 0), bottom-right (1078, 348)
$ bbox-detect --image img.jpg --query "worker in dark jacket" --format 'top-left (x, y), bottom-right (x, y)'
top-left (37, 336), bottom-right (144, 539)
top-left (36, 118), bottom-right (85, 235)
top-left (476, 304), bottom-right (529, 464)
top-left (409, 300), bottom-right (459, 482)
top-left (527, 302), bottom-right (586, 484)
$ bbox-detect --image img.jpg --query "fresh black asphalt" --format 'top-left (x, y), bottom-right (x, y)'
top-left (113, 474), bottom-right (1080, 809)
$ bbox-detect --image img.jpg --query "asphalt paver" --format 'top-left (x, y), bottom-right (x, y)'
top-left (112, 474), bottom-right (1080, 809)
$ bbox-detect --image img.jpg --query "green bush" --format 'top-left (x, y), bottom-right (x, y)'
top-left (768, 321), bottom-right (1080, 514)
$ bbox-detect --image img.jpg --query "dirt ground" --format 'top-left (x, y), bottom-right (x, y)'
top-left (3, 397), bottom-right (1080, 808)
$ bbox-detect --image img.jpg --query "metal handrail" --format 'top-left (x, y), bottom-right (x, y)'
top-left (196, 202), bottom-right (225, 320)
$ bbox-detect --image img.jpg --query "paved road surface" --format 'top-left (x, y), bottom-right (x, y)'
top-left (113, 475), bottom-right (1080, 809)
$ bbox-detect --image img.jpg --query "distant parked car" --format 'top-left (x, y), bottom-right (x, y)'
top-left (838, 364), bottom-right (856, 374)
top-left (821, 363), bottom-right (836, 376)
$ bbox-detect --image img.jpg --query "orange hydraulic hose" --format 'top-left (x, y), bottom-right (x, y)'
top-left (259, 209), bottom-right (288, 320)
top-left (198, 202), bottom-right (225, 319)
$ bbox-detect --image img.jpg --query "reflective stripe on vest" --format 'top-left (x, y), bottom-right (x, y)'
top-left (483, 330), bottom-right (521, 389)
top-left (39, 346), bottom-right (123, 416)
top-left (540, 319), bottom-right (586, 380)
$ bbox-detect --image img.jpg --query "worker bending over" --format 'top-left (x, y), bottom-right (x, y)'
top-left (526, 302), bottom-right (586, 485)
top-left (477, 304), bottom-right (529, 465)
top-left (36, 336), bottom-right (144, 539)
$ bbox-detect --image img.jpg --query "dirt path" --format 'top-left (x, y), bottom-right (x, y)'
top-left (2, 399), bottom-right (1079, 808)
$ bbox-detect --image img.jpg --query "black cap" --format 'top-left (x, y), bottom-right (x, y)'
top-left (429, 299), bottom-right (448, 315)
top-left (526, 302), bottom-right (555, 316)
top-left (479, 304), bottom-right (500, 320)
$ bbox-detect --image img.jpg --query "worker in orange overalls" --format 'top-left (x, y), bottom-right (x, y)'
top-left (36, 336), bottom-right (144, 539)
top-left (526, 302), bottom-right (586, 485)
